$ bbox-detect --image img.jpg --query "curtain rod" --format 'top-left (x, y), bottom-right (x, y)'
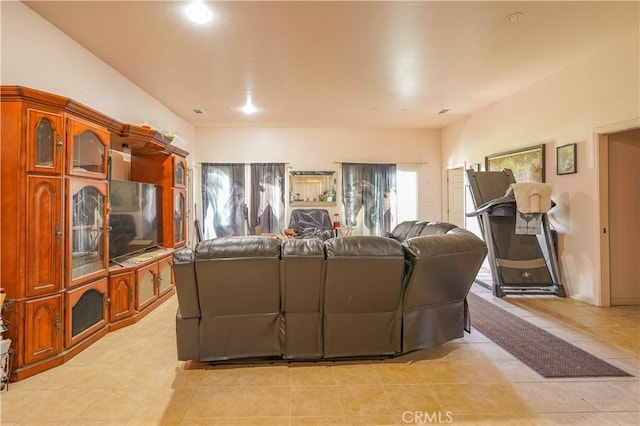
top-left (333, 161), bottom-right (428, 166)
top-left (197, 162), bottom-right (290, 166)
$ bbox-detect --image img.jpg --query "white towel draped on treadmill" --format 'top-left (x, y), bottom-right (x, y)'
top-left (505, 183), bottom-right (552, 213)
top-left (505, 183), bottom-right (552, 235)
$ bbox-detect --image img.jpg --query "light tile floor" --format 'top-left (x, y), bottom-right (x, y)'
top-left (1, 280), bottom-right (638, 425)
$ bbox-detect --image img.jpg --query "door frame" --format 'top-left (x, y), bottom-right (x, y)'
top-left (595, 118), bottom-right (640, 307)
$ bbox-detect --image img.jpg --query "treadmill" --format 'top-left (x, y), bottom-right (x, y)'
top-left (466, 169), bottom-right (566, 298)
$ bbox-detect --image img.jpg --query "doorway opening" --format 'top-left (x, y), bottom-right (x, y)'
top-left (598, 124), bottom-right (640, 306)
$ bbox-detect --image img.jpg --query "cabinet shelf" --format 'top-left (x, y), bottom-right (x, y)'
top-left (289, 170), bottom-right (336, 205)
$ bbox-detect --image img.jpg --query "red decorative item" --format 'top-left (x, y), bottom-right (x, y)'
top-left (333, 213), bottom-right (341, 229)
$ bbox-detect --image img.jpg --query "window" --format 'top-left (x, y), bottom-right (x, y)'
top-left (396, 168), bottom-right (418, 223)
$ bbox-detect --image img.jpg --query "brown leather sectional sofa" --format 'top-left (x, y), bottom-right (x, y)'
top-left (173, 222), bottom-right (487, 362)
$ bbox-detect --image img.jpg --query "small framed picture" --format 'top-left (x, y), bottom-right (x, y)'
top-left (557, 143), bottom-right (577, 175)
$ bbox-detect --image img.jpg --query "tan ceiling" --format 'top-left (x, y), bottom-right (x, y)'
top-left (24, 1), bottom-right (639, 129)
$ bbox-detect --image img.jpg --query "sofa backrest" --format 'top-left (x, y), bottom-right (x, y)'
top-left (324, 236), bottom-right (406, 313)
top-left (281, 238), bottom-right (326, 313)
top-left (194, 236), bottom-right (281, 317)
top-left (417, 221), bottom-right (458, 236)
top-left (386, 220), bottom-right (417, 241)
top-left (405, 221), bottom-right (428, 239)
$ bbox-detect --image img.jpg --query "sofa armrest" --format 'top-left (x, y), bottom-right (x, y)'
top-left (402, 229), bottom-right (487, 305)
top-left (173, 247), bottom-right (200, 318)
top-left (403, 228), bottom-right (487, 259)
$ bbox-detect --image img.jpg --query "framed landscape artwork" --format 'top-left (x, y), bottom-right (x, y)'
top-left (557, 143), bottom-right (577, 175)
top-left (485, 144), bottom-right (545, 182)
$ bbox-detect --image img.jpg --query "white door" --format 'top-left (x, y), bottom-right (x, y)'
top-left (447, 167), bottom-right (465, 228)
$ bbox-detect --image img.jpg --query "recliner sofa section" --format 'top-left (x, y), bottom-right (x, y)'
top-left (281, 238), bottom-right (325, 359)
top-left (173, 224), bottom-right (486, 363)
top-left (323, 237), bottom-right (406, 358)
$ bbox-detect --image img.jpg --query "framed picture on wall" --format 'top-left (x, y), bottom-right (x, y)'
top-left (557, 143), bottom-right (577, 175)
top-left (485, 144), bottom-right (545, 182)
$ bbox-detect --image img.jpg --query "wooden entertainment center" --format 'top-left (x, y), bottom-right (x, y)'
top-left (0, 86), bottom-right (189, 381)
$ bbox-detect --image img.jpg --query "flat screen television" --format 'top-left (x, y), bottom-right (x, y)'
top-left (109, 180), bottom-right (160, 260)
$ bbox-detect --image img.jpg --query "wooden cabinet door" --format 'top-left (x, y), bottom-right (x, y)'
top-left (109, 272), bottom-right (135, 322)
top-left (26, 176), bottom-right (63, 297)
top-left (26, 108), bottom-right (64, 175)
top-left (136, 263), bottom-right (159, 311)
top-left (65, 117), bottom-right (110, 179)
top-left (65, 278), bottom-right (108, 348)
top-left (24, 294), bottom-right (63, 365)
top-left (157, 256), bottom-right (174, 297)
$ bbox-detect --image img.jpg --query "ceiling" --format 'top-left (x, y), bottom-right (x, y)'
top-left (24, 1), bottom-right (639, 129)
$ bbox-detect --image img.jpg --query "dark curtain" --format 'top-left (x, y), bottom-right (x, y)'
top-left (201, 163), bottom-right (246, 238)
top-left (341, 163), bottom-right (397, 236)
top-left (250, 163), bottom-right (285, 234)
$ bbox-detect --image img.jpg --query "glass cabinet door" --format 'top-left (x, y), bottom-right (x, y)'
top-left (27, 109), bottom-right (64, 175)
top-left (66, 118), bottom-right (110, 179)
top-left (66, 179), bottom-right (109, 287)
top-left (174, 156), bottom-right (186, 188)
top-left (173, 189), bottom-right (186, 247)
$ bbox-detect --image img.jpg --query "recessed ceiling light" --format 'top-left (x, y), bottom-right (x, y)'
top-left (505, 12), bottom-right (523, 23)
top-left (186, 1), bottom-right (213, 24)
top-left (241, 94), bottom-right (258, 115)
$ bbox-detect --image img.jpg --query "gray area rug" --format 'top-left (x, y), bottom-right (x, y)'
top-left (467, 292), bottom-right (632, 378)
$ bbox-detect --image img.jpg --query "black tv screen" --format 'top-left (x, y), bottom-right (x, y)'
top-left (109, 180), bottom-right (160, 259)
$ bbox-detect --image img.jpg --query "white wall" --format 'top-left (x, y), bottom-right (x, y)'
top-left (0, 1), bottom-right (194, 155)
top-left (441, 35), bottom-right (640, 304)
top-left (195, 127), bottom-right (442, 226)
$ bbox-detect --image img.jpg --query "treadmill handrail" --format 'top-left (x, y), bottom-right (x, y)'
top-left (466, 196), bottom-right (515, 217)
top-left (466, 196), bottom-right (557, 217)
